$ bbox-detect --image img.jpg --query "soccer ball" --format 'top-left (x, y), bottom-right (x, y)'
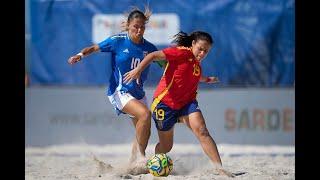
top-left (146, 153), bottom-right (173, 177)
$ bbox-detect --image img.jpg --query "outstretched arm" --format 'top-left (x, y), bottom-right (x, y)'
top-left (123, 50), bottom-right (166, 84)
top-left (68, 44), bottom-right (100, 65)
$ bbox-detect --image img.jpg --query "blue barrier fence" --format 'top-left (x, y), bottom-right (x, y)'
top-left (27, 0), bottom-right (294, 87)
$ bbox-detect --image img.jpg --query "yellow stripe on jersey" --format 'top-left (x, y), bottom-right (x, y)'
top-left (162, 61), bottom-right (169, 76)
top-left (176, 46), bottom-right (192, 51)
top-left (151, 75), bottom-right (175, 112)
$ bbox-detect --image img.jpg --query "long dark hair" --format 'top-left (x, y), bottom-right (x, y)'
top-left (121, 6), bottom-right (152, 31)
top-left (172, 31), bottom-right (213, 47)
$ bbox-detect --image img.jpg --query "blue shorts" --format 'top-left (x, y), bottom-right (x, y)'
top-left (151, 100), bottom-right (201, 131)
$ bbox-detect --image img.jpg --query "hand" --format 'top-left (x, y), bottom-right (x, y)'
top-left (68, 55), bottom-right (81, 65)
top-left (206, 76), bottom-right (219, 84)
top-left (123, 68), bottom-right (141, 85)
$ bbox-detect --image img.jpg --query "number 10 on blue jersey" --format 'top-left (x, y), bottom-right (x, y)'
top-left (131, 57), bottom-right (141, 69)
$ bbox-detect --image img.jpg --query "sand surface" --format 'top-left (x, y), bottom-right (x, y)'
top-left (25, 143), bottom-right (294, 180)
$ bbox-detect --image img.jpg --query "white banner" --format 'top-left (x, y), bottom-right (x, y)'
top-left (92, 13), bottom-right (180, 45)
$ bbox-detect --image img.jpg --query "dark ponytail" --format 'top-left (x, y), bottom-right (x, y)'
top-left (172, 31), bottom-right (192, 47)
top-left (172, 31), bottom-right (214, 47)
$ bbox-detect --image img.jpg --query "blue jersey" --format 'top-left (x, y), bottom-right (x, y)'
top-left (98, 33), bottom-right (157, 100)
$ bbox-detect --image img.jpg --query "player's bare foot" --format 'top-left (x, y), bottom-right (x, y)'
top-left (127, 156), bottom-right (148, 175)
top-left (217, 168), bottom-right (235, 178)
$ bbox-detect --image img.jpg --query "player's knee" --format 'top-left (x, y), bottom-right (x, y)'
top-left (141, 109), bottom-right (151, 121)
top-left (197, 126), bottom-right (210, 138)
top-left (137, 109), bottom-right (151, 124)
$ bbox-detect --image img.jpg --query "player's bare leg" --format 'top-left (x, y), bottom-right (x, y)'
top-left (155, 128), bottom-right (174, 154)
top-left (129, 133), bottom-right (139, 163)
top-left (122, 99), bottom-right (151, 174)
top-left (180, 112), bottom-right (234, 177)
top-left (122, 99), bottom-right (151, 158)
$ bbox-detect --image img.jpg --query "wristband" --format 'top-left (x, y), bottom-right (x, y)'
top-left (77, 52), bottom-right (84, 59)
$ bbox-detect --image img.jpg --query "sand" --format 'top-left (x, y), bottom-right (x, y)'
top-left (25, 143), bottom-right (294, 180)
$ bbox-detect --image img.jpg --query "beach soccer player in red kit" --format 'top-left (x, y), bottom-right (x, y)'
top-left (123, 31), bottom-right (234, 177)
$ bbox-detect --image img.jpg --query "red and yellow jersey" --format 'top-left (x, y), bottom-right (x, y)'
top-left (151, 46), bottom-right (202, 110)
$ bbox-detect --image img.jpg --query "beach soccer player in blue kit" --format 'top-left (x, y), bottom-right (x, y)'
top-left (68, 7), bottom-right (159, 171)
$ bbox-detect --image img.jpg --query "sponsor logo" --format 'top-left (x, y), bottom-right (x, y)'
top-left (224, 108), bottom-right (294, 132)
top-left (143, 51), bottom-right (148, 57)
top-left (157, 120), bottom-right (163, 129)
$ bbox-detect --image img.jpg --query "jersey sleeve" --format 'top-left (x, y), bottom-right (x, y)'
top-left (98, 36), bottom-right (118, 52)
top-left (149, 44), bottom-right (167, 68)
top-left (155, 60), bottom-right (167, 68)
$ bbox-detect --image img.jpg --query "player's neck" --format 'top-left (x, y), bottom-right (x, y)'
top-left (128, 34), bottom-right (143, 44)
